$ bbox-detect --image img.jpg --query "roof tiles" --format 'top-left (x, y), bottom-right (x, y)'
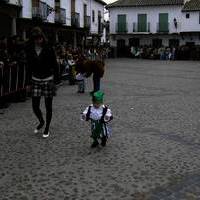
top-left (182, 0), bottom-right (200, 11)
top-left (106, 0), bottom-right (184, 8)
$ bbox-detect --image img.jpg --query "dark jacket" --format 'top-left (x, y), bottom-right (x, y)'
top-left (26, 43), bottom-right (59, 82)
top-left (76, 59), bottom-right (105, 78)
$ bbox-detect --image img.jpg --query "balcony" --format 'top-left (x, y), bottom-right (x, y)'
top-left (84, 16), bottom-right (91, 29)
top-left (133, 22), bottom-right (150, 33)
top-left (116, 23), bottom-right (128, 33)
top-left (157, 23), bottom-right (169, 33)
top-left (32, 1), bottom-right (48, 21)
top-left (55, 7), bottom-right (66, 24)
top-left (71, 12), bottom-right (80, 28)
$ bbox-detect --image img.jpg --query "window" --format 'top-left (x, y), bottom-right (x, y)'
top-left (138, 14), bottom-right (147, 32)
top-left (117, 15), bottom-right (127, 33)
top-left (186, 13), bottom-right (190, 18)
top-left (158, 13), bottom-right (169, 32)
top-left (92, 10), bottom-right (95, 22)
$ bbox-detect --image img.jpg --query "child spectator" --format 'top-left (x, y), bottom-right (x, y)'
top-left (76, 72), bottom-right (85, 93)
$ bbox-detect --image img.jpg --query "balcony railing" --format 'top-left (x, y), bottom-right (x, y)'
top-left (116, 23), bottom-right (128, 33)
top-left (71, 12), bottom-right (80, 28)
top-left (157, 23), bottom-right (169, 33)
top-left (84, 16), bottom-right (91, 29)
top-left (55, 7), bottom-right (66, 24)
top-left (133, 22), bottom-right (150, 32)
top-left (32, 1), bottom-right (48, 21)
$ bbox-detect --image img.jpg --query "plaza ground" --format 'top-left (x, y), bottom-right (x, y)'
top-left (1, 59), bottom-right (200, 200)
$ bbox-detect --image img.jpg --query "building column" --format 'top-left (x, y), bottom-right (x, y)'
top-left (73, 31), bottom-right (77, 48)
top-left (11, 17), bottom-right (17, 36)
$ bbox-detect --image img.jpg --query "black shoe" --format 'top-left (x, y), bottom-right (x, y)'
top-left (37, 120), bottom-right (45, 130)
top-left (34, 120), bottom-right (45, 134)
top-left (101, 136), bottom-right (107, 147)
top-left (91, 141), bottom-right (99, 148)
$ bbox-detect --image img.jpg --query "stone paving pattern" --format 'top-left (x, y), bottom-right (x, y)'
top-left (1, 59), bottom-right (200, 200)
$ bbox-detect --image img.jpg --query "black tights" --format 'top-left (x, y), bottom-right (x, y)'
top-left (32, 97), bottom-right (53, 132)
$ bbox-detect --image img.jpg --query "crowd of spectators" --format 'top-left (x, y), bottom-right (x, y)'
top-left (129, 45), bottom-right (200, 60)
top-left (0, 35), bottom-right (27, 108)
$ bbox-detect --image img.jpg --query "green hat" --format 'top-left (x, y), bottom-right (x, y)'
top-left (91, 91), bottom-right (104, 103)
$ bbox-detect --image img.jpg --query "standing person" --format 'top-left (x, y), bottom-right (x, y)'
top-left (67, 54), bottom-right (76, 85)
top-left (26, 27), bottom-right (59, 138)
top-left (76, 58), bottom-right (105, 93)
top-left (81, 91), bottom-right (113, 148)
top-left (94, 60), bottom-right (105, 92)
top-left (171, 47), bottom-right (176, 60)
top-left (130, 46), bottom-right (136, 58)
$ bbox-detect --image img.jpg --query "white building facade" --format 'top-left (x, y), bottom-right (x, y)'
top-left (0, 0), bottom-right (106, 46)
top-left (107, 0), bottom-right (200, 56)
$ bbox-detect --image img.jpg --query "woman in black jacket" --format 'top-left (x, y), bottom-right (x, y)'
top-left (26, 27), bottom-right (59, 138)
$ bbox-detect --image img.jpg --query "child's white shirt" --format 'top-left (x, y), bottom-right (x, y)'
top-left (82, 104), bottom-right (112, 121)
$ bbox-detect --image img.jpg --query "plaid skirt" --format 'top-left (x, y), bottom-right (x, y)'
top-left (31, 79), bottom-right (56, 98)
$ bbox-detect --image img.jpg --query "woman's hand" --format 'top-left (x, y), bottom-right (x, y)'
top-left (81, 114), bottom-right (86, 121)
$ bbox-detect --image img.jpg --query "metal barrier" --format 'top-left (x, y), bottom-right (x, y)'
top-left (0, 62), bottom-right (28, 97)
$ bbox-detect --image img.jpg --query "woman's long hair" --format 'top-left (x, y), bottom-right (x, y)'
top-left (29, 27), bottom-right (48, 47)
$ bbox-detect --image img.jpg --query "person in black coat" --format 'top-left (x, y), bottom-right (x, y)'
top-left (26, 27), bottom-right (59, 138)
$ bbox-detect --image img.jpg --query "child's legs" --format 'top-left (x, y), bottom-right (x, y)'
top-left (91, 131), bottom-right (99, 142)
top-left (78, 80), bottom-right (85, 92)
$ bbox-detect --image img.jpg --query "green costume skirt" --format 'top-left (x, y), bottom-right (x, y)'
top-left (91, 120), bottom-right (109, 140)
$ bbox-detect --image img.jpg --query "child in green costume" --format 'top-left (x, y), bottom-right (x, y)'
top-left (81, 91), bottom-right (113, 148)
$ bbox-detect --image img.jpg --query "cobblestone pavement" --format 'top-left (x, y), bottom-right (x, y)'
top-left (1, 59), bottom-right (200, 200)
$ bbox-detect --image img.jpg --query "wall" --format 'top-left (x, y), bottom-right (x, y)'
top-left (21, 0), bottom-right (32, 18)
top-left (74, 0), bottom-right (85, 28)
top-left (109, 5), bottom-right (183, 34)
top-left (181, 11), bottom-right (200, 32)
top-left (90, 0), bottom-right (104, 34)
top-left (61, 0), bottom-right (71, 25)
